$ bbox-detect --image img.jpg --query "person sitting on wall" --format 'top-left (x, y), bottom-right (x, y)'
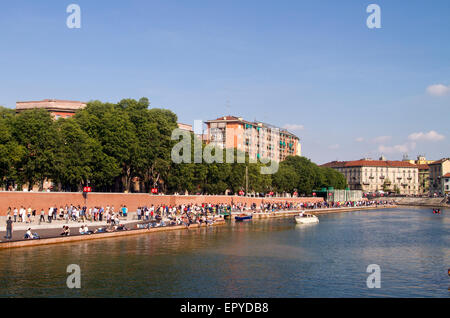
top-left (83, 225), bottom-right (93, 234)
top-left (79, 225), bottom-right (93, 235)
top-left (115, 224), bottom-right (128, 231)
top-left (60, 226), bottom-right (70, 236)
top-left (94, 226), bottom-right (113, 233)
top-left (94, 226), bottom-right (107, 233)
top-left (24, 228), bottom-right (34, 239)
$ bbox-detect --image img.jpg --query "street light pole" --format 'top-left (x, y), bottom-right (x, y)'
top-left (245, 166), bottom-right (248, 196)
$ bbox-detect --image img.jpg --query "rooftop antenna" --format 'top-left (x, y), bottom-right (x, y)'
top-left (225, 99), bottom-right (231, 116)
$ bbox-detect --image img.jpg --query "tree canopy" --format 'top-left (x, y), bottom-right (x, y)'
top-left (0, 99), bottom-right (347, 195)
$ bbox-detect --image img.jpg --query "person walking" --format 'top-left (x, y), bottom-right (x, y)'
top-left (137, 207), bottom-right (141, 220)
top-left (39, 209), bottom-right (45, 224)
top-left (27, 207), bottom-right (32, 223)
top-left (18, 206), bottom-right (24, 222)
top-left (5, 217), bottom-right (13, 240)
top-left (48, 207), bottom-right (53, 223)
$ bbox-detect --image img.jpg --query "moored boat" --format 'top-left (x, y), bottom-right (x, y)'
top-left (295, 212), bottom-right (319, 224)
top-left (235, 214), bottom-right (253, 221)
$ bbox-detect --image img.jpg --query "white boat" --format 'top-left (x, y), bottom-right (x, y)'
top-left (295, 212), bottom-right (319, 224)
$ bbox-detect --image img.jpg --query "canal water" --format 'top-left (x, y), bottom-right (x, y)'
top-left (1, 207), bottom-right (449, 297)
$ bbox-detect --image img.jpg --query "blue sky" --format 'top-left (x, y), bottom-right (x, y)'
top-left (0, 0), bottom-right (449, 164)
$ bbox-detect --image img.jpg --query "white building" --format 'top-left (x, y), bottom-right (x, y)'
top-left (443, 173), bottom-right (450, 195)
top-left (429, 158), bottom-right (450, 196)
top-left (322, 158), bottom-right (419, 195)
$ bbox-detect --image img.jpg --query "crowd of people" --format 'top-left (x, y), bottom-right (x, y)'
top-left (4, 205), bottom-right (130, 224)
top-left (219, 199), bottom-right (396, 213)
top-left (290, 199), bottom-right (396, 210)
top-left (2, 199), bottom-right (396, 242)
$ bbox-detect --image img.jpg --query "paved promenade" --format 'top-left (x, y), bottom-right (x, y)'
top-left (0, 220), bottom-right (227, 250)
top-left (0, 213), bottom-right (139, 242)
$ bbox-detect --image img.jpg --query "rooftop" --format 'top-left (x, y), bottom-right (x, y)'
top-left (16, 99), bottom-right (87, 112)
top-left (429, 158), bottom-right (450, 165)
top-left (177, 123), bottom-right (193, 132)
top-left (206, 115), bottom-right (299, 139)
top-left (322, 159), bottom-right (418, 168)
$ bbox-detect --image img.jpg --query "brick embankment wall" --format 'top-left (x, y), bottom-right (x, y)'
top-left (0, 192), bottom-right (324, 216)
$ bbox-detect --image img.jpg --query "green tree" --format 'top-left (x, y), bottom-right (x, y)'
top-left (382, 178), bottom-right (391, 192)
top-left (12, 109), bottom-right (59, 191)
top-left (52, 119), bottom-right (102, 191)
top-left (0, 107), bottom-right (25, 188)
top-left (273, 156), bottom-right (347, 195)
top-left (74, 101), bottom-right (139, 192)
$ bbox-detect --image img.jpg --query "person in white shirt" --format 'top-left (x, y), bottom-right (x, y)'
top-left (79, 225), bottom-right (90, 234)
top-left (19, 207), bottom-right (24, 222)
top-left (13, 208), bottom-right (18, 222)
top-left (48, 207), bottom-right (53, 223)
top-left (25, 228), bottom-right (34, 239)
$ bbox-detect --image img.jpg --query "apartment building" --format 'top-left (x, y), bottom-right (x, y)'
top-left (205, 116), bottom-right (301, 162)
top-left (322, 157), bottom-right (419, 195)
top-left (403, 155), bottom-right (432, 194)
top-left (444, 173), bottom-right (450, 195)
top-left (429, 158), bottom-right (450, 195)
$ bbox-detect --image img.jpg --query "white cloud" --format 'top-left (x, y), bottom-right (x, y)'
top-left (355, 137), bottom-right (364, 142)
top-left (426, 84), bottom-right (450, 97)
top-left (408, 130), bottom-right (445, 142)
top-left (283, 124), bottom-right (304, 131)
top-left (372, 136), bottom-right (392, 143)
top-left (378, 142), bottom-right (416, 154)
top-left (328, 144), bottom-right (340, 150)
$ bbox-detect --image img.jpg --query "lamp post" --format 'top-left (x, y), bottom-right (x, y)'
top-left (83, 182), bottom-right (91, 207)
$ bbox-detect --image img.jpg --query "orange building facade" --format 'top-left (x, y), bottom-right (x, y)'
top-left (205, 116), bottom-right (301, 162)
